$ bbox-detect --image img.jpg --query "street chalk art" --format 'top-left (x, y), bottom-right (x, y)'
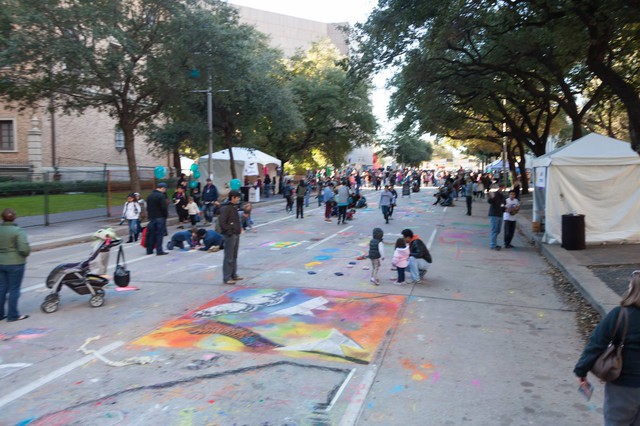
top-left (261, 241), bottom-right (302, 249)
top-left (133, 288), bottom-right (405, 364)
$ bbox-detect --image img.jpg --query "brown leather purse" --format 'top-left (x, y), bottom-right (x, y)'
top-left (591, 308), bottom-right (628, 382)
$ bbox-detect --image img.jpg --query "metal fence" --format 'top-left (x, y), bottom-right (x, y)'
top-left (0, 168), bottom-right (177, 227)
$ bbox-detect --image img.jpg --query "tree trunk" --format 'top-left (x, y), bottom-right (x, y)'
top-left (226, 130), bottom-right (236, 180)
top-left (122, 124), bottom-right (141, 194)
top-left (173, 149), bottom-right (181, 173)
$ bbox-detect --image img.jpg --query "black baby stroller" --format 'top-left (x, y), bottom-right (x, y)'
top-left (41, 230), bottom-right (122, 313)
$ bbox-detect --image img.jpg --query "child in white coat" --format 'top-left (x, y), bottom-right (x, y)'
top-left (392, 237), bottom-right (410, 285)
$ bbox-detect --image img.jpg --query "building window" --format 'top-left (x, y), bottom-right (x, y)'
top-left (0, 120), bottom-right (15, 151)
top-left (115, 127), bottom-right (125, 151)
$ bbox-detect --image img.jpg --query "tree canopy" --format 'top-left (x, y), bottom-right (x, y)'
top-left (1, 0), bottom-right (245, 192)
top-left (354, 0), bottom-right (640, 158)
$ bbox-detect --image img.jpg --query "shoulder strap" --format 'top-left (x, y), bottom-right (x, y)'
top-left (619, 307), bottom-right (629, 345)
top-left (611, 307), bottom-right (627, 344)
top-left (116, 245), bottom-right (126, 268)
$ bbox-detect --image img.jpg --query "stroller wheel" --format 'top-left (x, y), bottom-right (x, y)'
top-left (89, 294), bottom-right (105, 308)
top-left (41, 297), bottom-right (59, 313)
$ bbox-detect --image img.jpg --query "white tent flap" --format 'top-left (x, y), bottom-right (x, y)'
top-left (537, 133), bottom-right (640, 244)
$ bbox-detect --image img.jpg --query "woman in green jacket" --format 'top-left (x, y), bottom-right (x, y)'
top-left (0, 208), bottom-right (31, 321)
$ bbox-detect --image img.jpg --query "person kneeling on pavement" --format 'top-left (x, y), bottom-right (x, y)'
top-left (401, 228), bottom-right (433, 284)
top-left (196, 228), bottom-right (224, 252)
top-left (167, 227), bottom-right (198, 250)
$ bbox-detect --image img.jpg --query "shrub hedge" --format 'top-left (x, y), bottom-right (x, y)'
top-left (0, 180), bottom-right (106, 196)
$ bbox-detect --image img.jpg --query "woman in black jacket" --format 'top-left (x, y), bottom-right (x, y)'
top-left (574, 271), bottom-right (640, 424)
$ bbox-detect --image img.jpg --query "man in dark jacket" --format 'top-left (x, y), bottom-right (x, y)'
top-left (201, 178), bottom-right (219, 225)
top-left (401, 228), bottom-right (432, 284)
top-left (219, 190), bottom-right (242, 285)
top-left (487, 183), bottom-right (505, 250)
top-left (146, 183), bottom-right (169, 255)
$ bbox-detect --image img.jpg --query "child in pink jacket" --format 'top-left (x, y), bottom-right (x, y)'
top-left (392, 237), bottom-right (410, 285)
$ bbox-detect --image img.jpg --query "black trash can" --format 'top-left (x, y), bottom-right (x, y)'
top-left (561, 214), bottom-right (586, 250)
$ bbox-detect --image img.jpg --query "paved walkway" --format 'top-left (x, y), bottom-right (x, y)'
top-left (19, 190), bottom-right (638, 316)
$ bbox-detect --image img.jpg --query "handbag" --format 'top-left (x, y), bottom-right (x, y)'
top-left (113, 245), bottom-right (130, 287)
top-left (591, 308), bottom-right (628, 382)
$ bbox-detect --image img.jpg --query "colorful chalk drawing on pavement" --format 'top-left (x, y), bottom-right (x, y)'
top-left (133, 288), bottom-right (405, 364)
top-left (260, 241), bottom-right (302, 249)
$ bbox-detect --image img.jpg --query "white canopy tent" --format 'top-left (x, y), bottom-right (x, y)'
top-left (532, 133), bottom-right (640, 244)
top-left (196, 154), bottom-right (245, 192)
top-left (209, 147), bottom-right (281, 177)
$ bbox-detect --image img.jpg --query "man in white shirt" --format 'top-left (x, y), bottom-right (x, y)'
top-left (503, 190), bottom-right (520, 248)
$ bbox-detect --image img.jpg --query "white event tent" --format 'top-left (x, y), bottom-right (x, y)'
top-left (217, 147), bottom-right (281, 177)
top-left (197, 147), bottom-right (281, 190)
top-left (532, 133), bottom-right (640, 244)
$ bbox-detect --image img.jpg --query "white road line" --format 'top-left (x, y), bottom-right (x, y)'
top-left (253, 206), bottom-right (322, 229)
top-left (253, 214), bottom-right (294, 228)
top-left (306, 225), bottom-right (354, 250)
top-left (427, 228), bottom-right (437, 249)
top-left (339, 365), bottom-right (378, 426)
top-left (325, 368), bottom-right (356, 412)
top-left (0, 341), bottom-right (124, 410)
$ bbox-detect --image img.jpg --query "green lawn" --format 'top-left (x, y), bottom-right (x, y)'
top-left (2, 192), bottom-right (131, 217)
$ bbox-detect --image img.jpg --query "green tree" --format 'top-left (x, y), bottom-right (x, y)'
top-left (378, 131), bottom-right (433, 167)
top-left (149, 14), bottom-right (302, 179)
top-left (279, 39), bottom-right (377, 170)
top-left (356, 1), bottom-right (590, 157)
top-left (0, 0), bottom-right (237, 193)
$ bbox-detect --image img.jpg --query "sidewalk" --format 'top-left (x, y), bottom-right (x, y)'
top-left (516, 193), bottom-right (639, 315)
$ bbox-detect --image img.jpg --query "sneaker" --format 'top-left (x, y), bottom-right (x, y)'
top-left (369, 278), bottom-right (379, 286)
top-left (224, 280), bottom-right (237, 285)
top-left (208, 246), bottom-right (220, 253)
top-left (393, 281), bottom-right (405, 286)
top-left (232, 276), bottom-right (244, 281)
top-left (325, 219), bottom-right (331, 222)
top-left (491, 246), bottom-right (502, 251)
top-left (505, 244), bottom-right (515, 249)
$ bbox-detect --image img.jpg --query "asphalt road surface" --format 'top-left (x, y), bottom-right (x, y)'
top-left (1, 188), bottom-right (602, 425)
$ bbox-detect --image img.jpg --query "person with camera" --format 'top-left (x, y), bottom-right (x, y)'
top-left (503, 190), bottom-right (520, 248)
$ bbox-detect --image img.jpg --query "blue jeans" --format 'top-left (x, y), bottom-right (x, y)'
top-left (408, 257), bottom-right (429, 281)
top-left (490, 216), bottom-right (503, 248)
top-left (203, 202), bottom-right (215, 223)
top-left (397, 267), bottom-right (405, 283)
top-left (146, 218), bottom-right (167, 254)
top-left (264, 185), bottom-right (270, 198)
top-left (0, 264), bottom-right (26, 320)
top-left (128, 218), bottom-right (139, 240)
top-left (381, 205), bottom-right (390, 222)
